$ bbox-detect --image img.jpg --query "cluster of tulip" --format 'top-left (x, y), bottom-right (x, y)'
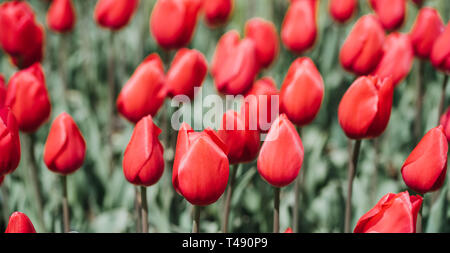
top-left (1, 0), bottom-right (450, 234)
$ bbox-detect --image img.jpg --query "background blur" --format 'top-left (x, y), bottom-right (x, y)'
top-left (1, 0), bottom-right (450, 233)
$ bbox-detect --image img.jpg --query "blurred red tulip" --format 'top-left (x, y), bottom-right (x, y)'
top-left (284, 227), bottom-right (293, 233)
top-left (44, 112), bottom-right (86, 175)
top-left (117, 54), bottom-right (166, 123)
top-left (410, 7), bottom-right (444, 59)
top-left (211, 30), bottom-right (259, 95)
top-left (0, 175), bottom-right (3, 185)
top-left (340, 14), bottom-right (385, 75)
top-left (372, 32), bottom-right (414, 86)
top-left (329, 0), bottom-right (356, 23)
top-left (166, 48), bottom-right (207, 99)
top-left (257, 114), bottom-right (304, 188)
top-left (245, 18), bottom-right (279, 69)
top-left (123, 115), bottom-right (164, 186)
top-left (440, 107), bottom-right (450, 142)
top-left (5, 212), bottom-right (36, 233)
top-left (172, 123), bottom-right (229, 206)
top-left (370, 0), bottom-right (406, 30)
top-left (431, 23), bottom-right (450, 73)
top-left (0, 74), bottom-right (6, 106)
top-left (203, 0), bottom-right (233, 27)
top-left (0, 107), bottom-right (21, 177)
top-left (338, 76), bottom-right (394, 139)
top-left (401, 126), bottom-right (448, 194)
top-left (94, 0), bottom-right (138, 30)
top-left (281, 0), bottom-right (318, 54)
top-left (47, 0), bottom-right (76, 33)
top-left (5, 63), bottom-right (51, 133)
top-left (354, 191), bottom-right (422, 233)
top-left (150, 0), bottom-right (202, 50)
top-left (280, 57), bottom-right (324, 126)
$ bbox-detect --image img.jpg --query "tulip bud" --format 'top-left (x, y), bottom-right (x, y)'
top-left (440, 106), bottom-right (450, 142)
top-left (338, 76), bottom-right (394, 139)
top-left (0, 74), bottom-right (6, 106)
top-left (0, 107), bottom-right (21, 177)
top-left (94, 0), bottom-right (138, 30)
top-left (5, 63), bottom-right (51, 133)
top-left (431, 23), bottom-right (450, 73)
top-left (370, 0), bottom-right (406, 30)
top-left (280, 57), bottom-right (324, 126)
top-left (172, 123), bottom-right (229, 206)
top-left (340, 15), bottom-right (385, 75)
top-left (5, 212), bottom-right (36, 233)
top-left (284, 227), bottom-right (293, 233)
top-left (281, 0), bottom-right (318, 54)
top-left (150, 0), bottom-right (202, 50)
top-left (245, 18), bottom-right (279, 69)
top-left (257, 114), bottom-right (304, 187)
top-left (372, 33), bottom-right (414, 86)
top-left (401, 126), bottom-right (448, 194)
top-left (354, 191), bottom-right (422, 233)
top-left (166, 48), bottom-right (207, 99)
top-left (203, 0), bottom-right (233, 27)
top-left (43, 112), bottom-right (86, 175)
top-left (211, 30), bottom-right (259, 95)
top-left (123, 115), bottom-right (164, 186)
top-left (116, 54), bottom-right (166, 123)
top-left (47, 0), bottom-right (76, 33)
top-left (410, 8), bottom-right (444, 59)
top-left (329, 0), bottom-right (356, 23)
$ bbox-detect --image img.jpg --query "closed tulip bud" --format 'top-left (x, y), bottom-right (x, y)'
top-left (117, 54), bottom-right (166, 123)
top-left (440, 107), bottom-right (450, 142)
top-left (370, 0), bottom-right (406, 30)
top-left (340, 15), bottom-right (385, 75)
top-left (5, 212), bottom-right (36, 233)
top-left (0, 74), bottom-right (6, 106)
top-left (0, 107), bottom-right (21, 177)
top-left (284, 227), bottom-right (293, 233)
top-left (338, 76), bottom-right (394, 139)
top-left (203, 0), bottom-right (233, 27)
top-left (94, 0), bottom-right (138, 30)
top-left (172, 123), bottom-right (229, 206)
top-left (280, 57), bottom-right (324, 126)
top-left (410, 8), bottom-right (444, 59)
top-left (150, 0), bottom-right (202, 50)
top-left (123, 115), bottom-right (164, 186)
top-left (257, 114), bottom-right (304, 187)
top-left (43, 113), bottom-right (86, 175)
top-left (401, 126), bottom-right (448, 194)
top-left (46, 0), bottom-right (76, 33)
top-left (431, 23), bottom-right (450, 73)
top-left (329, 0), bottom-right (357, 23)
top-left (354, 191), bottom-right (422, 233)
top-left (212, 30), bottom-right (259, 95)
top-left (245, 18), bottom-right (279, 69)
top-left (372, 33), bottom-right (414, 86)
top-left (166, 48), bottom-right (207, 99)
top-left (281, 0), bottom-right (318, 54)
top-left (5, 63), bottom-right (51, 133)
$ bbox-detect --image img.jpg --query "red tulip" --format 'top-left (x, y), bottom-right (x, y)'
top-left (0, 74), bottom-right (6, 106)
top-left (211, 30), bottom-right (259, 95)
top-left (217, 110), bottom-right (260, 164)
top-left (431, 23), bottom-right (450, 73)
top-left (5, 212), bottom-right (36, 233)
top-left (47, 0), bottom-right (76, 33)
top-left (5, 63), bottom-right (51, 133)
top-left (329, 0), bottom-right (356, 23)
top-left (94, 0), bottom-right (138, 30)
top-left (257, 114), bottom-right (304, 187)
top-left (116, 54), bottom-right (166, 123)
top-left (123, 115), bottom-right (164, 186)
top-left (284, 227), bottom-right (293, 233)
top-left (281, 0), bottom-right (318, 54)
top-left (369, 0), bottom-right (406, 30)
top-left (203, 0), bottom-right (233, 27)
top-left (401, 126), bottom-right (448, 194)
top-left (372, 33), bottom-right (414, 86)
top-left (354, 191), bottom-right (422, 233)
top-left (410, 7), bottom-right (444, 59)
top-left (338, 76), bottom-right (394, 139)
top-left (166, 48), bottom-right (207, 99)
top-left (440, 106), bottom-right (450, 142)
top-left (245, 18), bottom-right (279, 69)
top-left (43, 112), bottom-right (86, 175)
top-left (150, 0), bottom-right (202, 50)
top-left (0, 107), bottom-right (21, 177)
top-left (280, 57), bottom-right (324, 126)
top-left (340, 15), bottom-right (385, 75)
top-left (172, 123), bottom-right (229, 206)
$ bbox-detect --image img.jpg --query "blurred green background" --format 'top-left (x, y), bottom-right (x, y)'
top-left (1, 0), bottom-right (450, 233)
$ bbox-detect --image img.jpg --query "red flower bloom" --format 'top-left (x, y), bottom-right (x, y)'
top-left (0, 107), bottom-right (21, 177)
top-left (245, 18), bottom-right (279, 69)
top-left (284, 227), bottom-right (293, 233)
top-left (94, 0), bottom-right (138, 30)
top-left (203, 0), bottom-right (233, 27)
top-left (329, 0), bottom-right (356, 23)
top-left (370, 0), bottom-right (406, 30)
top-left (440, 106), bottom-right (450, 142)
top-left (431, 22), bottom-right (450, 73)
top-left (47, 0), bottom-right (76, 33)
top-left (410, 7), bottom-right (444, 59)
top-left (5, 212), bottom-right (36, 233)
top-left (0, 74), bottom-right (6, 106)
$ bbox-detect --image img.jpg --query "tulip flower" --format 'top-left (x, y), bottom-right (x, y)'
top-left (354, 191), bottom-right (422, 233)
top-left (245, 18), bottom-right (279, 69)
top-left (431, 23), bottom-right (450, 73)
top-left (284, 227), bottom-right (293, 233)
top-left (150, 0), bottom-right (202, 50)
top-left (46, 0), bottom-right (76, 33)
top-left (117, 53), bottom-right (166, 123)
top-left (203, 0), bottom-right (233, 27)
top-left (410, 7), bottom-right (444, 59)
top-left (329, 0), bottom-right (356, 24)
top-left (94, 0), bottom-right (139, 30)
top-left (211, 30), bottom-right (259, 95)
top-left (281, 0), bottom-right (318, 54)
top-left (166, 48), bottom-right (207, 99)
top-left (5, 212), bottom-right (36, 233)
top-left (369, 0), bottom-right (406, 31)
top-left (0, 74), bottom-right (6, 106)
top-left (0, 107), bottom-right (21, 177)
top-left (440, 107), bottom-right (450, 142)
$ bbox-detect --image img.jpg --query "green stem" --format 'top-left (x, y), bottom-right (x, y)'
top-left (293, 127), bottom-right (302, 232)
top-left (107, 31), bottom-right (116, 177)
top-left (344, 139), bottom-right (362, 233)
top-left (141, 186), bottom-right (148, 233)
top-left (61, 175), bottom-right (70, 233)
top-left (135, 187), bottom-right (142, 233)
top-left (1, 184), bottom-right (10, 227)
top-left (437, 75), bottom-right (449, 125)
top-left (414, 60), bottom-right (425, 142)
top-left (192, 205), bottom-right (201, 233)
top-left (222, 164), bottom-right (239, 233)
top-left (28, 134), bottom-right (46, 232)
top-left (273, 187), bottom-right (280, 233)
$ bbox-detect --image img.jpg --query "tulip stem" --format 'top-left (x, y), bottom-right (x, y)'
top-left (293, 127), bottom-right (302, 233)
top-left (273, 187), bottom-right (280, 233)
top-left (222, 164), bottom-right (239, 233)
top-left (28, 134), bottom-right (46, 232)
top-left (344, 139), bottom-right (362, 233)
top-left (140, 186), bottom-right (148, 233)
top-left (1, 184), bottom-right (10, 227)
top-left (414, 60), bottom-right (425, 142)
top-left (437, 75), bottom-right (449, 125)
top-left (61, 175), bottom-right (70, 233)
top-left (417, 193), bottom-right (424, 233)
top-left (59, 33), bottom-right (69, 109)
top-left (107, 31), bottom-right (116, 177)
top-left (135, 187), bottom-right (142, 233)
top-left (192, 205), bottom-right (201, 233)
